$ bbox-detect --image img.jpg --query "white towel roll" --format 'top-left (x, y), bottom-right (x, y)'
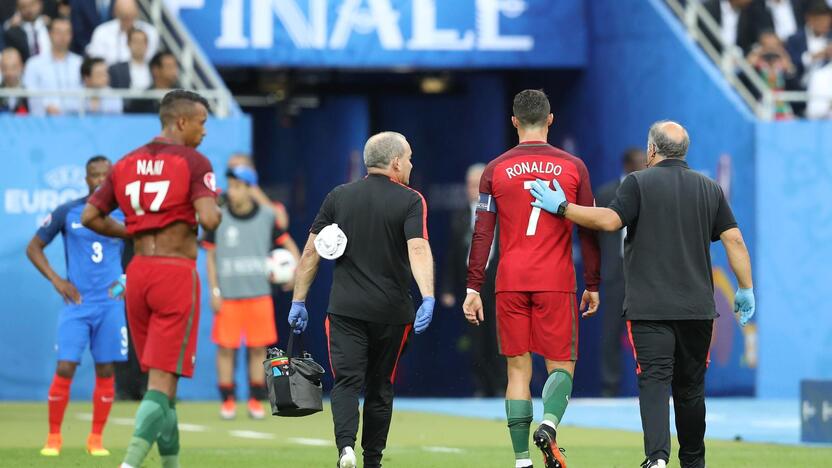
top-left (314, 223), bottom-right (348, 260)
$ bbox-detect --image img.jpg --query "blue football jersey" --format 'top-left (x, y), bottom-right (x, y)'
top-left (36, 196), bottom-right (125, 303)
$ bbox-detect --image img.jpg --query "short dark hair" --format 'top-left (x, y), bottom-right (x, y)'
top-left (150, 51), bottom-right (175, 70)
top-left (127, 28), bottom-right (148, 44)
top-left (48, 16), bottom-right (71, 33)
top-left (512, 89), bottom-right (551, 128)
top-left (648, 121), bottom-right (690, 159)
top-left (807, 0), bottom-right (832, 16)
top-left (86, 155), bottom-right (110, 167)
top-left (159, 89), bottom-right (210, 127)
top-left (81, 56), bottom-right (105, 79)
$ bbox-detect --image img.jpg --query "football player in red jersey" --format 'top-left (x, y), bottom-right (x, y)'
top-left (82, 90), bottom-right (221, 468)
top-left (464, 90), bottom-right (600, 468)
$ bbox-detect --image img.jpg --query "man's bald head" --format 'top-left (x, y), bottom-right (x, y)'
top-left (647, 120), bottom-right (690, 160)
top-left (114, 0), bottom-right (139, 23)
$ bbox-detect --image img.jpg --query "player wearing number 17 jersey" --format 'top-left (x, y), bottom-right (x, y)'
top-left (463, 90), bottom-right (600, 468)
top-left (82, 90), bottom-right (221, 468)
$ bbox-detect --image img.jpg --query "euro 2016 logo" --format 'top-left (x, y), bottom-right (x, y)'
top-left (4, 165), bottom-right (87, 227)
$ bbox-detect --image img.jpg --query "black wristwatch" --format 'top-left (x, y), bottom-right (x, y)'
top-left (556, 200), bottom-right (569, 217)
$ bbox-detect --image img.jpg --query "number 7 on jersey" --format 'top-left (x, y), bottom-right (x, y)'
top-left (125, 180), bottom-right (170, 216)
top-left (524, 179), bottom-right (556, 236)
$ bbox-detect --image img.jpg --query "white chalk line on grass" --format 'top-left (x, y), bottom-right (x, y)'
top-left (75, 413), bottom-right (208, 432)
top-left (229, 430), bottom-right (276, 440)
top-left (422, 446), bottom-right (465, 454)
top-left (287, 437), bottom-right (332, 447)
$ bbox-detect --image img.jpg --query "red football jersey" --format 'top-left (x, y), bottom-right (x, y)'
top-left (467, 141), bottom-right (600, 293)
top-left (89, 138), bottom-right (217, 234)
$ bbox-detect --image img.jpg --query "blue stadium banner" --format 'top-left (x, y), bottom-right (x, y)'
top-left (177, 0), bottom-right (588, 67)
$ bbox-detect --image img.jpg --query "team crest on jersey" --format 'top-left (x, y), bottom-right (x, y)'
top-left (204, 172), bottom-right (217, 192)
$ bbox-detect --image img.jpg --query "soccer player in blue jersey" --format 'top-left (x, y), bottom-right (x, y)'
top-left (26, 156), bottom-right (127, 457)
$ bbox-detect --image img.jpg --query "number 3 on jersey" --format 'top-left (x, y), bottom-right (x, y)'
top-left (524, 179), bottom-right (556, 236)
top-left (125, 180), bottom-right (170, 216)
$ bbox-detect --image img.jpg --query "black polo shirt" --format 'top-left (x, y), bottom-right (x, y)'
top-left (608, 159), bottom-right (737, 320)
top-left (310, 174), bottom-right (428, 325)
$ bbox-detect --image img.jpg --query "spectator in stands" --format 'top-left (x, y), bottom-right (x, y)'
top-left (70, 0), bottom-right (111, 55)
top-left (806, 61), bottom-right (832, 117)
top-left (748, 29), bottom-right (798, 118)
top-left (108, 28), bottom-right (149, 89)
top-left (766, 0), bottom-right (803, 41)
top-left (786, 0), bottom-right (832, 86)
top-left (21, 16), bottom-right (82, 116)
top-left (124, 50), bottom-right (178, 113)
top-left (81, 55), bottom-right (121, 114)
top-left (0, 47), bottom-right (28, 114)
top-left (703, 0), bottom-right (775, 54)
top-left (85, 0), bottom-right (157, 65)
top-left (3, 0), bottom-right (51, 62)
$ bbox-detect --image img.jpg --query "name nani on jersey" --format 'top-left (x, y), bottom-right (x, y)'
top-left (137, 160), bottom-right (164, 176)
top-left (505, 160), bottom-right (563, 179)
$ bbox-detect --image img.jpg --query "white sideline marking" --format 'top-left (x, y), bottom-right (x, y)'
top-left (178, 423), bottom-right (209, 432)
top-left (77, 413), bottom-right (208, 432)
top-left (229, 430), bottom-right (275, 440)
top-left (422, 446), bottom-right (465, 454)
top-left (76, 413), bottom-right (134, 425)
top-left (288, 437), bottom-right (332, 447)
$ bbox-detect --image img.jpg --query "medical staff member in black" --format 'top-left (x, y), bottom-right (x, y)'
top-left (529, 121), bottom-right (755, 468)
top-left (289, 131), bottom-right (435, 468)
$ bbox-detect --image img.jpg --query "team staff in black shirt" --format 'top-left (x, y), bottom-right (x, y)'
top-left (530, 121), bottom-right (755, 468)
top-left (289, 131), bottom-right (435, 468)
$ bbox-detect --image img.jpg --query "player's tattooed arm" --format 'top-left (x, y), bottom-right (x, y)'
top-left (81, 203), bottom-right (129, 239)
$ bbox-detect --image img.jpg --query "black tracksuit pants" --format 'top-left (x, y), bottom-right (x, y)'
top-left (326, 313), bottom-right (411, 467)
top-left (628, 320), bottom-right (713, 468)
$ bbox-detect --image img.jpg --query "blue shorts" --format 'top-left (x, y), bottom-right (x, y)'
top-left (56, 301), bottom-right (128, 364)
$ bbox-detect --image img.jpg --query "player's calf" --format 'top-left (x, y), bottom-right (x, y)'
top-left (41, 371), bottom-right (73, 456)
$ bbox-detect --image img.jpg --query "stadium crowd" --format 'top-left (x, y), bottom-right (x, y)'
top-left (694, 0), bottom-right (832, 119)
top-left (0, 0), bottom-right (179, 116)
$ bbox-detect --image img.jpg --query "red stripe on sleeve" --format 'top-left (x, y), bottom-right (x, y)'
top-left (274, 233), bottom-right (290, 246)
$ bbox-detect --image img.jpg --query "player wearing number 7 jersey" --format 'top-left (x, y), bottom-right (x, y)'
top-left (463, 90), bottom-right (600, 468)
top-left (82, 90), bottom-right (221, 468)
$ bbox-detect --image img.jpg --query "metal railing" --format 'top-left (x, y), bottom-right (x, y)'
top-left (136, 0), bottom-right (238, 117)
top-left (0, 88), bottom-right (230, 117)
top-left (664, 0), bottom-right (811, 120)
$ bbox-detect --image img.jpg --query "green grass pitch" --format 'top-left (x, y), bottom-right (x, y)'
top-left (1, 402), bottom-right (830, 467)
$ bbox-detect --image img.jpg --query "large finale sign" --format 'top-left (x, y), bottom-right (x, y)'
top-left (177, 0), bottom-right (588, 67)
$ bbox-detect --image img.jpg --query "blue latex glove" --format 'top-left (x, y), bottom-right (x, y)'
top-left (414, 296), bottom-right (435, 334)
top-left (734, 288), bottom-right (755, 326)
top-left (288, 301), bottom-right (308, 334)
top-left (529, 179), bottom-right (566, 214)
